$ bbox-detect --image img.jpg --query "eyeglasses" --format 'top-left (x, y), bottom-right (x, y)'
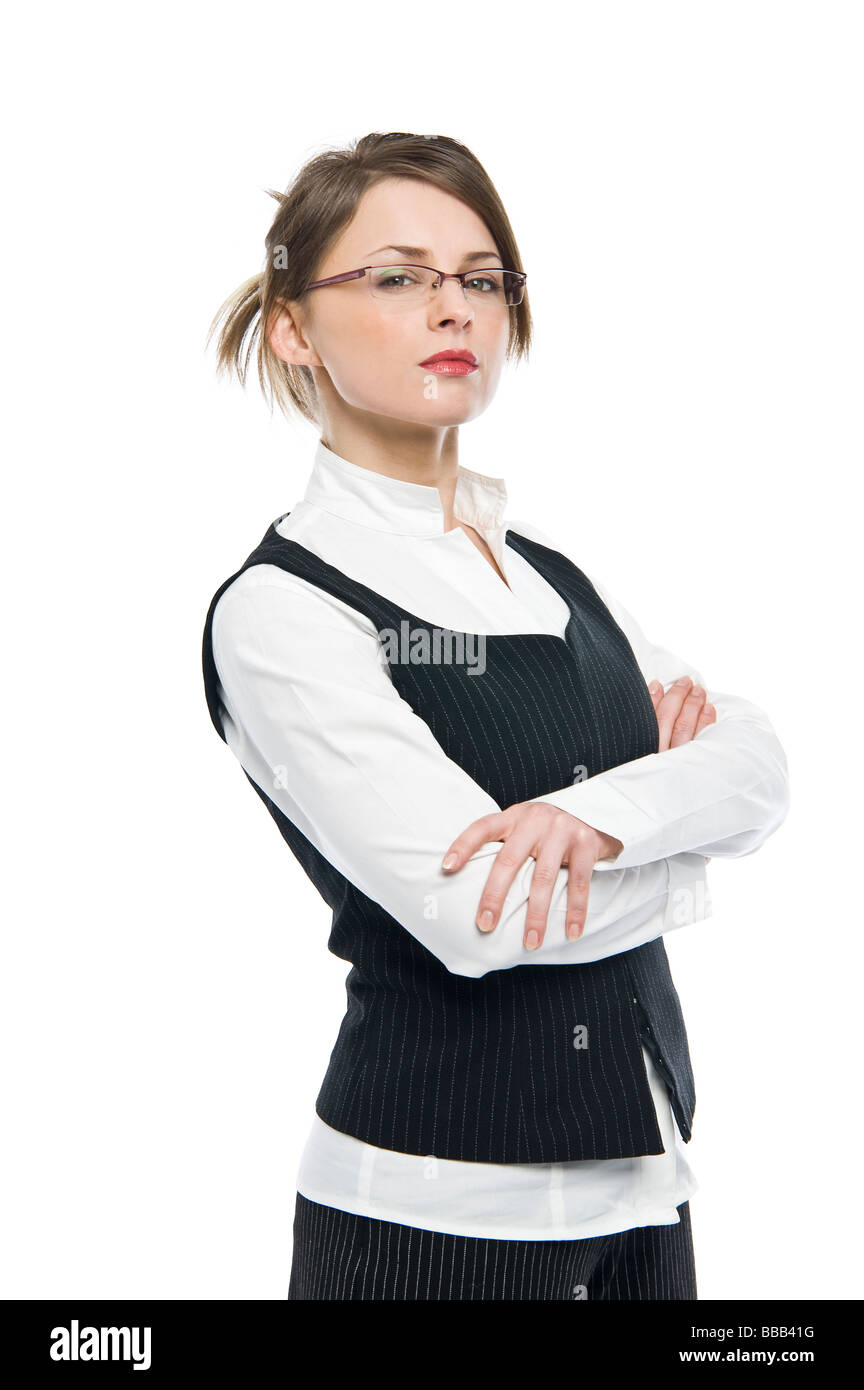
top-left (304, 263), bottom-right (527, 308)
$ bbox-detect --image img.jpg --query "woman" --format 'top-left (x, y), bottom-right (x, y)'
top-left (201, 132), bottom-right (790, 1301)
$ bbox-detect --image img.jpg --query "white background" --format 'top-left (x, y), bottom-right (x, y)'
top-left (2, 0), bottom-right (861, 1300)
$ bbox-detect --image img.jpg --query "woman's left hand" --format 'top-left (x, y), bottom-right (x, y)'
top-left (440, 803), bottom-right (623, 950)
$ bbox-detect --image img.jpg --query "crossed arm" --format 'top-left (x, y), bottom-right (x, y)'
top-left (440, 668), bottom-right (718, 950)
top-left (211, 541), bottom-right (789, 980)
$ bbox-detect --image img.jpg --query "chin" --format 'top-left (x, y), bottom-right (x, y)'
top-left (394, 402), bottom-right (488, 429)
top-left (337, 377), bottom-right (492, 429)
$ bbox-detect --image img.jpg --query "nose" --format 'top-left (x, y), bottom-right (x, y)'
top-left (429, 276), bottom-right (475, 328)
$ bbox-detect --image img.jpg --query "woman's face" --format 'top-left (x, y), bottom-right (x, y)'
top-left (279, 176), bottom-right (512, 429)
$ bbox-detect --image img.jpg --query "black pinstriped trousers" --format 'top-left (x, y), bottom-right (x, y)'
top-left (287, 1193), bottom-right (697, 1301)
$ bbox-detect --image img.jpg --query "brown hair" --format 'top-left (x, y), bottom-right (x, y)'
top-left (206, 132), bottom-right (533, 426)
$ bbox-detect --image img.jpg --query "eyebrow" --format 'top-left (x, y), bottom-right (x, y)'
top-left (363, 244), bottom-right (502, 266)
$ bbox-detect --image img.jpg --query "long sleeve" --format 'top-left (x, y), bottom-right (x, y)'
top-left (509, 521), bottom-right (791, 871)
top-left (210, 567), bottom-right (711, 979)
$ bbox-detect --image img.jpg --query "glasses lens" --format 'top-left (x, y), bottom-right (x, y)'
top-left (463, 269), bottom-right (525, 306)
top-left (367, 265), bottom-right (525, 307)
top-left (368, 265), bottom-right (434, 302)
top-left (505, 271), bottom-right (525, 306)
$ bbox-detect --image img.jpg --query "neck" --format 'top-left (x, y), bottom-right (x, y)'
top-left (319, 417), bottom-right (462, 531)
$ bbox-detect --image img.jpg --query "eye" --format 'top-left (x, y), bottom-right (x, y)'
top-left (465, 272), bottom-right (503, 294)
top-left (371, 266), bottom-right (423, 292)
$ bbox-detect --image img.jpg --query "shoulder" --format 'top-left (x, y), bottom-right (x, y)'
top-left (211, 560), bottom-right (379, 657)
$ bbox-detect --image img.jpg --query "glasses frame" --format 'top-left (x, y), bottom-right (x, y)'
top-left (304, 263), bottom-right (528, 307)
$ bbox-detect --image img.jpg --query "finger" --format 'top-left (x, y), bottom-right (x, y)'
top-left (564, 848), bottom-right (594, 941)
top-left (440, 811), bottom-right (512, 871)
top-left (694, 701), bottom-right (716, 736)
top-left (669, 683), bottom-right (707, 748)
top-left (655, 676), bottom-right (694, 751)
top-left (474, 809), bottom-right (567, 936)
top-left (522, 836), bottom-right (573, 950)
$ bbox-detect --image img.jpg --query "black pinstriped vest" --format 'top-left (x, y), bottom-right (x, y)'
top-left (202, 519), bottom-right (696, 1163)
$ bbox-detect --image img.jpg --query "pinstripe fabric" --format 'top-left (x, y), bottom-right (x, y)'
top-left (286, 1193), bottom-right (697, 1300)
top-left (202, 519), bottom-right (696, 1162)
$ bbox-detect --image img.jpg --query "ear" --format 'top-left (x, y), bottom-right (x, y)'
top-left (267, 300), bottom-right (322, 367)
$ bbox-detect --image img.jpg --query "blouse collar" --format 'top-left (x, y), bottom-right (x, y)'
top-left (301, 438), bottom-right (509, 537)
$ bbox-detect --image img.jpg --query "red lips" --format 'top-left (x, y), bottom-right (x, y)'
top-left (419, 350), bottom-right (478, 367)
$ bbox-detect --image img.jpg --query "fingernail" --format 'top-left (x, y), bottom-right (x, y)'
top-left (675, 676), bottom-right (692, 686)
top-left (648, 680), bottom-right (661, 694)
top-left (567, 922), bottom-right (583, 940)
top-left (525, 929), bottom-right (539, 950)
top-left (477, 909), bottom-right (494, 931)
top-left (442, 853), bottom-right (457, 869)
top-left (691, 684), bottom-right (704, 697)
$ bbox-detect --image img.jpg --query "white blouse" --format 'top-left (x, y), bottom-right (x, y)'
top-left (211, 438), bottom-right (789, 1239)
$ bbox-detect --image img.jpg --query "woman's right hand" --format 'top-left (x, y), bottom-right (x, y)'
top-left (649, 674), bottom-right (715, 862)
top-left (649, 675), bottom-right (715, 751)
